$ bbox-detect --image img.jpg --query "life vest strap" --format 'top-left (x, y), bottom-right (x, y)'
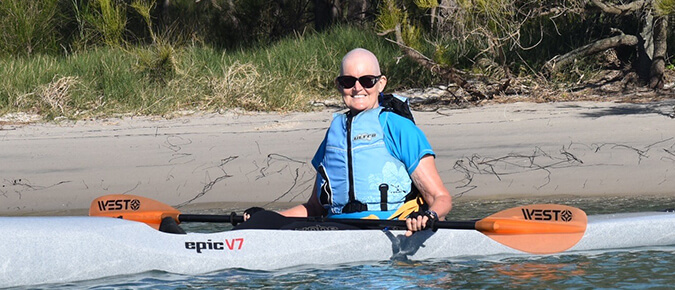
top-left (342, 200), bottom-right (368, 213)
top-left (379, 184), bottom-right (388, 211)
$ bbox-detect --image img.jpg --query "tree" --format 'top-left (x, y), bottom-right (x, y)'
top-left (545, 0), bottom-right (671, 89)
top-left (377, 0), bottom-right (674, 99)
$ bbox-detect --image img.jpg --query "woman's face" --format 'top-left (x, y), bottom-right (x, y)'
top-left (336, 53), bottom-right (387, 115)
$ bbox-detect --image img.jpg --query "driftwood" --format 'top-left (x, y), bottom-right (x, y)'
top-left (589, 0), bottom-right (648, 15)
top-left (544, 33), bottom-right (639, 74)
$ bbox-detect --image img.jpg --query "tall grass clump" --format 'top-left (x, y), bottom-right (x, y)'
top-left (0, 0), bottom-right (61, 56)
top-left (133, 40), bottom-right (178, 84)
top-left (80, 0), bottom-right (127, 47)
top-left (0, 47), bottom-right (145, 119)
top-left (128, 0), bottom-right (180, 85)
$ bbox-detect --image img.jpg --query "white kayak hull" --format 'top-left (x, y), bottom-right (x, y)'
top-left (1, 211), bottom-right (674, 287)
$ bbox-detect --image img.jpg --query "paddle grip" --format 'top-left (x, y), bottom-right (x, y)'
top-left (179, 214), bottom-right (245, 224)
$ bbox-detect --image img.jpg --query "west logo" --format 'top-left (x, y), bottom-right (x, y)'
top-left (96, 199), bottom-right (141, 211)
top-left (522, 208), bottom-right (573, 222)
top-left (185, 238), bottom-right (244, 253)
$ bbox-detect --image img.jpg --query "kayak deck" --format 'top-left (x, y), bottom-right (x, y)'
top-left (1, 211), bottom-right (674, 288)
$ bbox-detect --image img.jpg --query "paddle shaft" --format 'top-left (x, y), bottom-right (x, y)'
top-left (177, 213), bottom-right (477, 230)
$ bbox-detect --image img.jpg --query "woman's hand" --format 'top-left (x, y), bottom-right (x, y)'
top-left (405, 210), bottom-right (439, 237)
top-left (242, 207), bottom-right (265, 221)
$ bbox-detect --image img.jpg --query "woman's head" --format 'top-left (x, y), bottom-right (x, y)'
top-left (336, 48), bottom-right (387, 114)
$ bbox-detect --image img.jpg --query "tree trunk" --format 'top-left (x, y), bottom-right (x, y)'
top-left (346, 0), bottom-right (367, 21)
top-left (314, 0), bottom-right (339, 31)
top-left (649, 15), bottom-right (667, 89)
top-left (635, 8), bottom-right (654, 82)
top-left (588, 0), bottom-right (666, 86)
top-left (157, 0), bottom-right (170, 29)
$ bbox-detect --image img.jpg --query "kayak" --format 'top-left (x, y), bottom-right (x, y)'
top-left (1, 211), bottom-right (675, 288)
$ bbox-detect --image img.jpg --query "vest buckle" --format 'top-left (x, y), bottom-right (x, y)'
top-left (342, 200), bottom-right (368, 213)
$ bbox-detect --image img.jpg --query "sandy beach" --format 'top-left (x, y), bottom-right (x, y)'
top-left (1, 100), bottom-right (674, 215)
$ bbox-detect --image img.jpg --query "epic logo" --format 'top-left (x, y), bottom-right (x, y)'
top-left (522, 208), bottom-right (573, 222)
top-left (97, 199), bottom-right (141, 211)
top-left (185, 238), bottom-right (244, 253)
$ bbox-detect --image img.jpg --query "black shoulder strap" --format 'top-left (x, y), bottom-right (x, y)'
top-left (378, 94), bottom-right (415, 124)
top-left (379, 93), bottom-right (422, 205)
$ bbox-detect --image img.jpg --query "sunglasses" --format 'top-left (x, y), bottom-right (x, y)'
top-left (336, 75), bottom-right (382, 89)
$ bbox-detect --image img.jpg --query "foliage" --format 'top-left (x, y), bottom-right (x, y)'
top-left (376, 0), bottom-right (403, 32)
top-left (0, 0), bottom-right (61, 56)
top-left (82, 0), bottom-right (128, 47)
top-left (154, 0), bottom-right (317, 49)
top-left (414, 0), bottom-right (438, 9)
top-left (656, 0), bottom-right (675, 16)
top-left (0, 25), bottom-right (435, 119)
top-left (130, 0), bottom-right (156, 41)
top-left (377, 0), bottom-right (424, 52)
top-left (133, 40), bottom-right (177, 84)
top-left (1, 0), bottom-right (673, 120)
top-left (376, 0), bottom-right (674, 81)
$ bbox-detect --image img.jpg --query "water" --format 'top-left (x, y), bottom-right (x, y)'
top-left (38, 250), bottom-right (675, 289)
top-left (17, 195), bottom-right (675, 289)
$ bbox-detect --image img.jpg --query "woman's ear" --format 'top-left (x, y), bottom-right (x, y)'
top-left (377, 75), bottom-right (387, 93)
top-left (335, 78), bottom-right (342, 92)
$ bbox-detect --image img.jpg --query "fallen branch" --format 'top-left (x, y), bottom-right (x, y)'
top-left (589, 0), bottom-right (648, 15)
top-left (544, 33), bottom-right (639, 74)
top-left (384, 24), bottom-right (495, 101)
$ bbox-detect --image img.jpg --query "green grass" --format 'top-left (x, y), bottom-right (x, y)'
top-left (0, 25), bottom-right (437, 120)
top-left (0, 0), bottom-right (61, 57)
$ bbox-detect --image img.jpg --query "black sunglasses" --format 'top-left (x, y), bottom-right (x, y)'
top-left (336, 75), bottom-right (382, 89)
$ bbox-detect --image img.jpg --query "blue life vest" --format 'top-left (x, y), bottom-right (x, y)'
top-left (316, 102), bottom-right (414, 219)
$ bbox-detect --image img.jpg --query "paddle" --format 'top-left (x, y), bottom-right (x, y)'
top-left (90, 194), bottom-right (587, 254)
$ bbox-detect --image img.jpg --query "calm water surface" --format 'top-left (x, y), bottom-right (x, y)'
top-left (25, 196), bottom-right (675, 289)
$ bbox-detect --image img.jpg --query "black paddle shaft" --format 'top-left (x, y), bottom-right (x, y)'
top-left (179, 213), bottom-right (244, 224)
top-left (324, 218), bottom-right (477, 230)
top-left (177, 213), bottom-right (477, 230)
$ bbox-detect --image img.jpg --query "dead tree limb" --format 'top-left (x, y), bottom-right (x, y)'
top-left (589, 0), bottom-right (648, 15)
top-left (382, 23), bottom-right (495, 101)
top-left (544, 34), bottom-right (639, 74)
top-left (392, 24), bottom-right (467, 85)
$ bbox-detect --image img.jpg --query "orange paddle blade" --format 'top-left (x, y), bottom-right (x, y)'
top-left (476, 204), bottom-right (587, 254)
top-left (89, 194), bottom-right (180, 229)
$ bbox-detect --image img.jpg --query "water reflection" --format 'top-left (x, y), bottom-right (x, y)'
top-left (36, 249), bottom-right (675, 289)
top-left (493, 261), bottom-right (587, 283)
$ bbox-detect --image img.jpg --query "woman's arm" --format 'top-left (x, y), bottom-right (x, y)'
top-left (278, 176), bottom-right (325, 217)
top-left (406, 155), bottom-right (452, 236)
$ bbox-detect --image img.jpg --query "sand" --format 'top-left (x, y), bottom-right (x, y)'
top-left (1, 100), bottom-right (674, 215)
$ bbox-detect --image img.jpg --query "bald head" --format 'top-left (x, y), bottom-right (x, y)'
top-left (336, 48), bottom-right (387, 114)
top-left (340, 48), bottom-right (381, 76)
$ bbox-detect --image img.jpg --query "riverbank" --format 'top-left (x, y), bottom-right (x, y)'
top-left (1, 99), bottom-right (675, 215)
